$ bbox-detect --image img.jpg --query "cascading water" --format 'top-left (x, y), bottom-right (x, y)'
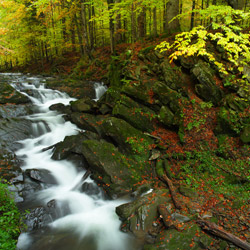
top-left (93, 82), bottom-right (108, 102)
top-left (2, 74), bottom-right (134, 250)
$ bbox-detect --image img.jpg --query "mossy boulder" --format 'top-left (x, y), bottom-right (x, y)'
top-left (144, 224), bottom-right (213, 250)
top-left (0, 82), bottom-right (30, 104)
top-left (70, 97), bottom-right (98, 113)
top-left (116, 189), bottom-right (171, 235)
top-left (160, 59), bottom-right (184, 91)
top-left (192, 60), bottom-right (223, 105)
top-left (81, 139), bottom-right (134, 197)
top-left (121, 81), bottom-right (153, 105)
top-left (99, 117), bottom-right (153, 154)
top-left (240, 124), bottom-right (250, 144)
top-left (69, 112), bottom-right (104, 134)
top-left (159, 106), bottom-right (176, 127)
top-left (152, 81), bottom-right (181, 108)
top-left (112, 95), bottom-right (155, 132)
top-left (52, 132), bottom-right (100, 160)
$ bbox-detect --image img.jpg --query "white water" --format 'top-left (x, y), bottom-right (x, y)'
top-left (94, 82), bottom-right (108, 102)
top-left (1, 74), bottom-right (131, 250)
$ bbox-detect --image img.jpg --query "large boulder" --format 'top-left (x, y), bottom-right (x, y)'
top-left (116, 189), bottom-right (171, 238)
top-left (240, 124), bottom-right (250, 144)
top-left (99, 117), bottom-right (153, 154)
top-left (160, 59), bottom-right (184, 91)
top-left (81, 139), bottom-right (135, 197)
top-left (112, 95), bottom-right (156, 132)
top-left (70, 97), bottom-right (98, 113)
top-left (52, 132), bottom-right (100, 160)
top-left (0, 82), bottom-right (30, 104)
top-left (191, 60), bottom-right (223, 105)
top-left (69, 112), bottom-right (104, 134)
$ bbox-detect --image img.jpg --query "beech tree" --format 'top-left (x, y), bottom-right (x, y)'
top-left (0, 0), bottom-right (249, 68)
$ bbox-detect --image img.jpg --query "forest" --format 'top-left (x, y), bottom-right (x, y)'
top-left (0, 0), bottom-right (249, 70)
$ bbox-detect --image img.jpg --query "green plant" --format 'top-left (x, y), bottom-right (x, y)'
top-left (0, 180), bottom-right (22, 250)
top-left (156, 5), bottom-right (250, 96)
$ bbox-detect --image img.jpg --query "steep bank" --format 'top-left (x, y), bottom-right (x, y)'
top-left (47, 37), bottom-right (250, 249)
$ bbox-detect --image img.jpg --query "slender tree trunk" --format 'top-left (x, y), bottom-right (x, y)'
top-left (74, 15), bottom-right (84, 56)
top-left (190, 0), bottom-right (196, 30)
top-left (115, 0), bottom-right (122, 43)
top-left (131, 3), bottom-right (136, 43)
top-left (137, 6), bottom-right (146, 39)
top-left (107, 0), bottom-right (115, 54)
top-left (153, 7), bottom-right (157, 36)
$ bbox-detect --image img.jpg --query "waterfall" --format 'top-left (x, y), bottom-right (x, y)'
top-left (93, 82), bottom-right (107, 101)
top-left (1, 75), bottom-right (133, 250)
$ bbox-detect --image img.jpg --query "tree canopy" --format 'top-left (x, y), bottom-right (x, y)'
top-left (0, 0), bottom-right (249, 69)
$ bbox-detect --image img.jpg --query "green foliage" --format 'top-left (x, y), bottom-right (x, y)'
top-left (156, 5), bottom-right (250, 96)
top-left (0, 180), bottom-right (21, 250)
top-left (126, 136), bottom-right (150, 154)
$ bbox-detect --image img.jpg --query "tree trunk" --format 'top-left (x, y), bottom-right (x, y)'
top-left (137, 6), bottom-right (146, 38)
top-left (153, 7), bottom-right (157, 37)
top-left (197, 220), bottom-right (250, 250)
top-left (190, 0), bottom-right (196, 30)
top-left (107, 0), bottom-right (115, 54)
top-left (131, 3), bottom-right (136, 43)
top-left (165, 0), bottom-right (180, 34)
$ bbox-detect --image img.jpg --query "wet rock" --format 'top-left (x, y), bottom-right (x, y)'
top-left (25, 169), bottom-right (57, 184)
top-left (0, 117), bottom-right (33, 152)
top-left (81, 139), bottom-right (133, 197)
top-left (192, 60), bottom-right (224, 105)
top-left (52, 132), bottom-right (99, 160)
top-left (0, 82), bottom-right (30, 104)
top-left (49, 103), bottom-right (71, 115)
top-left (81, 182), bottom-right (100, 196)
top-left (70, 97), bottom-right (98, 113)
top-left (116, 189), bottom-right (171, 235)
top-left (0, 104), bottom-right (32, 118)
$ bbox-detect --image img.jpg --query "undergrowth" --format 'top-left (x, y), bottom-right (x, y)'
top-left (0, 180), bottom-right (21, 250)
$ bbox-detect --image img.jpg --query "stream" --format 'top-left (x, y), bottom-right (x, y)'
top-left (1, 74), bottom-right (133, 250)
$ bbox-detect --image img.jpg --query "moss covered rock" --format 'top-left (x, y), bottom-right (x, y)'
top-left (240, 124), bottom-right (250, 144)
top-left (144, 224), bottom-right (213, 250)
top-left (0, 82), bottom-right (30, 104)
top-left (112, 95), bottom-right (155, 132)
top-left (100, 117), bottom-right (153, 154)
top-left (81, 139), bottom-right (134, 197)
top-left (70, 97), bottom-right (98, 113)
top-left (192, 60), bottom-right (223, 105)
top-left (116, 189), bottom-right (171, 235)
top-left (69, 112), bottom-right (104, 134)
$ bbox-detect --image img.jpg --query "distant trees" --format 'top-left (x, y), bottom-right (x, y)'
top-left (0, 0), bottom-right (249, 69)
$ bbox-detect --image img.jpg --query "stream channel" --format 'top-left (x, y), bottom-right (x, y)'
top-left (2, 74), bottom-right (135, 250)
